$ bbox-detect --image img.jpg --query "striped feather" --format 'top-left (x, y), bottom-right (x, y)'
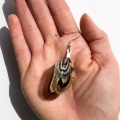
top-left (49, 57), bottom-right (74, 94)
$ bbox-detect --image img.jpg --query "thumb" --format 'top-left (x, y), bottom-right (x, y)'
top-left (80, 14), bottom-right (113, 65)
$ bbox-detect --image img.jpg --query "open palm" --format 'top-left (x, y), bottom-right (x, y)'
top-left (8, 0), bottom-right (120, 120)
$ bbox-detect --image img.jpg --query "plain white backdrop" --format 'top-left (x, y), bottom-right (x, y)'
top-left (0, 0), bottom-right (120, 120)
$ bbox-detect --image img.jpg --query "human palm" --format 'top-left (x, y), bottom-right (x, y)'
top-left (8, 0), bottom-right (120, 120)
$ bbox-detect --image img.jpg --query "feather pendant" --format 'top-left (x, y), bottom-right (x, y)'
top-left (49, 57), bottom-right (74, 95)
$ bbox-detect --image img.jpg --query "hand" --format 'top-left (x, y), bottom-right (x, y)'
top-left (8, 0), bottom-right (120, 120)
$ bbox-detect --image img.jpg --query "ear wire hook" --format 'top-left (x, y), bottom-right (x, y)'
top-left (66, 31), bottom-right (81, 58)
top-left (55, 31), bottom-right (81, 58)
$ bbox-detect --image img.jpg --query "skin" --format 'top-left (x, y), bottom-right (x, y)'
top-left (8, 0), bottom-right (120, 120)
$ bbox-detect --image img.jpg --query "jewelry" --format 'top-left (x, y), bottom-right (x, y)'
top-left (49, 31), bottom-right (80, 95)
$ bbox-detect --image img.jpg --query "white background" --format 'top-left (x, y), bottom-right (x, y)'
top-left (0, 0), bottom-right (120, 120)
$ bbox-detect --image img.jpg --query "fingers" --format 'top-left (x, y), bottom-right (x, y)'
top-left (14, 0), bottom-right (44, 55)
top-left (26, 0), bottom-right (58, 42)
top-left (46, 0), bottom-right (79, 34)
top-left (80, 14), bottom-right (113, 65)
top-left (8, 14), bottom-right (31, 75)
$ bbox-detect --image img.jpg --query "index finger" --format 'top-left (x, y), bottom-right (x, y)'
top-left (46, 0), bottom-right (79, 34)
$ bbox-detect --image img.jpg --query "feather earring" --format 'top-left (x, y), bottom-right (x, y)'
top-left (49, 31), bottom-right (80, 94)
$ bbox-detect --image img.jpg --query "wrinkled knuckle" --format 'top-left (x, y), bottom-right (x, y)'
top-left (15, 49), bottom-right (26, 58)
top-left (24, 25), bottom-right (38, 34)
top-left (11, 34), bottom-right (23, 41)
